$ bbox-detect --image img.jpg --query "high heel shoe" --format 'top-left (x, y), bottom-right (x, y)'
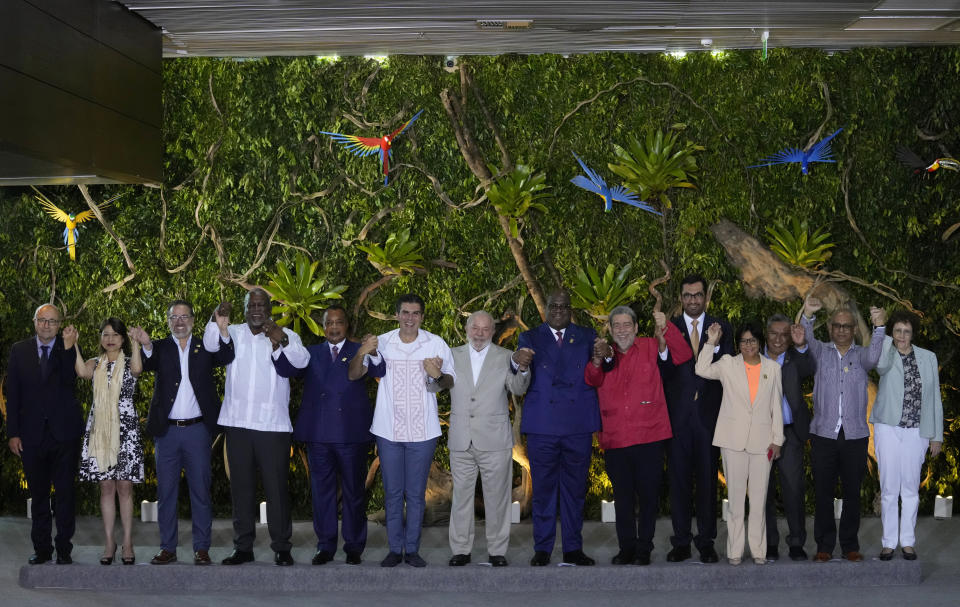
top-left (100, 544), bottom-right (117, 566)
top-left (121, 547), bottom-right (135, 565)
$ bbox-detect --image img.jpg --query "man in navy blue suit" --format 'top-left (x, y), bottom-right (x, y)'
top-left (6, 304), bottom-right (83, 565)
top-left (135, 299), bottom-right (234, 566)
top-left (281, 305), bottom-right (384, 565)
top-left (663, 275), bottom-right (733, 564)
top-left (518, 289), bottom-right (600, 566)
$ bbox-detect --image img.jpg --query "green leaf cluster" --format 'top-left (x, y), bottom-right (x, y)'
top-left (608, 128), bottom-right (704, 208)
top-left (356, 228), bottom-right (425, 276)
top-left (267, 252), bottom-right (347, 335)
top-left (570, 263), bottom-right (643, 322)
top-left (765, 218), bottom-right (835, 269)
top-left (486, 165), bottom-right (550, 238)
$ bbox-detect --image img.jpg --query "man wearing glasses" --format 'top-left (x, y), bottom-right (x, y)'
top-left (6, 304), bottom-right (83, 565)
top-left (131, 300), bottom-right (234, 566)
top-left (801, 296), bottom-right (885, 563)
top-left (664, 275), bottom-right (733, 564)
top-left (519, 289), bottom-right (600, 567)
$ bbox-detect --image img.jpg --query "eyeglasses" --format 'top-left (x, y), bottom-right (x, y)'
top-left (548, 304), bottom-right (571, 311)
top-left (168, 314), bottom-right (193, 321)
top-left (739, 337), bottom-right (758, 345)
top-left (681, 292), bottom-right (705, 300)
top-left (35, 318), bottom-right (60, 326)
top-left (831, 323), bottom-right (855, 331)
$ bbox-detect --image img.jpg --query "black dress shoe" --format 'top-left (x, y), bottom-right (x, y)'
top-left (28, 552), bottom-right (52, 565)
top-left (766, 547), bottom-right (779, 561)
top-left (404, 552), bottom-right (427, 567)
top-left (312, 550), bottom-right (333, 565)
top-left (635, 552), bottom-right (651, 566)
top-left (275, 551), bottom-right (294, 566)
top-left (666, 545), bottom-right (691, 562)
top-left (345, 552), bottom-right (362, 565)
top-left (699, 546), bottom-right (719, 563)
top-left (879, 548), bottom-right (894, 561)
top-left (488, 555), bottom-right (508, 567)
top-left (448, 553), bottom-right (471, 566)
top-left (530, 551), bottom-right (551, 566)
top-left (788, 547), bottom-right (808, 561)
top-left (221, 549), bottom-right (255, 565)
top-left (56, 553), bottom-right (73, 565)
top-left (562, 550), bottom-right (595, 566)
top-left (902, 547), bottom-right (918, 561)
top-left (381, 552), bottom-right (403, 567)
top-left (611, 551), bottom-right (635, 565)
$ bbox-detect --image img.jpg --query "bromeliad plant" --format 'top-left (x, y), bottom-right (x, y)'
top-left (608, 127), bottom-right (704, 211)
top-left (486, 165), bottom-right (551, 239)
top-left (765, 217), bottom-right (835, 269)
top-left (266, 252), bottom-right (348, 336)
top-left (356, 227), bottom-right (425, 276)
top-left (570, 262), bottom-right (643, 326)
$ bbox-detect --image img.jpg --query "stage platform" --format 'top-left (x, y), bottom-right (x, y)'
top-left (4, 514), bottom-right (957, 606)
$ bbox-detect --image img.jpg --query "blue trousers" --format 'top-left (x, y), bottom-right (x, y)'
top-left (375, 436), bottom-right (437, 554)
top-left (526, 432), bottom-right (592, 553)
top-left (306, 441), bottom-right (371, 555)
top-left (155, 423), bottom-right (213, 552)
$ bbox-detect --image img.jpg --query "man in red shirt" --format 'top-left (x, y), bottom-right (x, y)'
top-left (585, 305), bottom-right (692, 565)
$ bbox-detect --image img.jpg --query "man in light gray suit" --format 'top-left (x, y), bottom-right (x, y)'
top-left (447, 311), bottom-right (533, 567)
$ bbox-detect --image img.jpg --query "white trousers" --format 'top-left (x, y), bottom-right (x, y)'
top-left (721, 447), bottom-right (772, 561)
top-left (874, 423), bottom-right (929, 549)
top-left (448, 445), bottom-right (513, 557)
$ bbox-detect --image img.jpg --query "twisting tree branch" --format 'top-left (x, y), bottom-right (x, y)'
top-left (78, 185), bottom-right (136, 294)
top-left (804, 81), bottom-right (834, 152)
top-left (341, 202), bottom-right (406, 247)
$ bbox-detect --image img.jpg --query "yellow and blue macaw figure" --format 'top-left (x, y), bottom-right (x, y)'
top-left (749, 128), bottom-right (843, 175)
top-left (35, 190), bottom-right (116, 261)
top-left (570, 152), bottom-right (661, 215)
top-left (320, 109), bottom-right (423, 185)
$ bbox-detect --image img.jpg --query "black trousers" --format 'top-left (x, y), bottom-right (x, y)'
top-left (810, 429), bottom-right (868, 554)
top-left (604, 441), bottom-right (665, 555)
top-left (766, 424), bottom-right (807, 549)
top-left (20, 428), bottom-right (80, 556)
top-left (668, 418), bottom-right (719, 551)
top-left (225, 427), bottom-right (292, 553)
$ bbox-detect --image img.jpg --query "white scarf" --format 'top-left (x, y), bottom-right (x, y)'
top-left (89, 352), bottom-right (124, 472)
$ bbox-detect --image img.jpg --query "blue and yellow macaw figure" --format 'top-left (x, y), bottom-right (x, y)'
top-left (320, 110), bottom-right (423, 185)
top-left (35, 191), bottom-right (116, 261)
top-left (749, 128), bottom-right (843, 175)
top-left (570, 152), bottom-right (661, 215)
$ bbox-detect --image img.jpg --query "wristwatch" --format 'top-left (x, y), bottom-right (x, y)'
top-left (279, 335), bottom-right (289, 348)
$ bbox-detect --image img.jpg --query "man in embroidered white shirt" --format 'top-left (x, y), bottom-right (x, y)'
top-left (350, 293), bottom-right (455, 568)
top-left (203, 288), bottom-right (309, 567)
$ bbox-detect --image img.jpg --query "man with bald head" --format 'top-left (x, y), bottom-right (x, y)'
top-left (447, 310), bottom-right (532, 567)
top-left (6, 304), bottom-right (83, 564)
top-left (801, 296), bottom-right (885, 563)
top-left (518, 289), bottom-right (600, 567)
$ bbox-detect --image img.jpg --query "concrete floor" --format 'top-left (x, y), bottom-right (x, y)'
top-left (2, 514), bottom-right (958, 606)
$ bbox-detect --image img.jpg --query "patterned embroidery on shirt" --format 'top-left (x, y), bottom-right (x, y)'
top-left (390, 358), bottom-right (426, 441)
top-left (898, 350), bottom-right (922, 428)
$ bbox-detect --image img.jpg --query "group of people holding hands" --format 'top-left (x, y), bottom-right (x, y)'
top-left (4, 274), bottom-right (942, 568)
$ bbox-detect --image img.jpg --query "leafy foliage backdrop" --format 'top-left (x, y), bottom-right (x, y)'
top-left (2, 48), bottom-right (959, 519)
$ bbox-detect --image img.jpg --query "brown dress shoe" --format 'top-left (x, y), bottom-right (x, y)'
top-left (813, 552), bottom-right (832, 563)
top-left (843, 551), bottom-right (863, 562)
top-left (150, 549), bottom-right (178, 565)
top-left (194, 550), bottom-right (212, 565)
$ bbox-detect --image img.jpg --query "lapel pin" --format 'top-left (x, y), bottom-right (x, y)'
top-left (568, 338), bottom-right (574, 344)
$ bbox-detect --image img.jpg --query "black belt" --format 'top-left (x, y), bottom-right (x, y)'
top-left (169, 417), bottom-right (203, 427)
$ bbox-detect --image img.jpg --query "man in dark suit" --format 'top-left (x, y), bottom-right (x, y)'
top-left (278, 305), bottom-right (383, 566)
top-left (763, 314), bottom-right (815, 561)
top-left (518, 289), bottom-right (600, 567)
top-left (663, 275), bottom-right (733, 563)
top-left (5, 304), bottom-right (83, 564)
top-left (132, 299), bottom-right (234, 566)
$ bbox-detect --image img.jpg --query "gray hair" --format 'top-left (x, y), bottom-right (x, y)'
top-left (244, 287), bottom-right (272, 313)
top-left (33, 303), bottom-right (61, 320)
top-left (465, 310), bottom-right (495, 331)
top-left (608, 306), bottom-right (637, 324)
top-left (766, 313), bottom-right (791, 330)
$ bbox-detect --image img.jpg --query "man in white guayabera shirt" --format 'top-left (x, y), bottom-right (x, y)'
top-left (203, 288), bottom-right (309, 567)
top-left (350, 293), bottom-right (455, 568)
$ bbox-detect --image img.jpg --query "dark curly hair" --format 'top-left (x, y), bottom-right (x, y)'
top-left (886, 310), bottom-right (919, 337)
top-left (735, 320), bottom-right (764, 353)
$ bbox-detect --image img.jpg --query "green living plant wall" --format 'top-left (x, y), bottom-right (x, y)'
top-left (1, 48), bottom-right (960, 522)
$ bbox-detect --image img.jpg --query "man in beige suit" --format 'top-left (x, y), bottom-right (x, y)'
top-left (447, 311), bottom-right (533, 567)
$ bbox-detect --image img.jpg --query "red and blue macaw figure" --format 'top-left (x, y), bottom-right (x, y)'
top-left (570, 152), bottom-right (660, 215)
top-left (749, 127), bottom-right (843, 175)
top-left (320, 110), bottom-right (423, 185)
top-left (896, 145), bottom-right (960, 175)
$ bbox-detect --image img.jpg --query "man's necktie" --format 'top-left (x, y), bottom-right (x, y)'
top-left (555, 330), bottom-right (563, 347)
top-left (331, 345), bottom-right (339, 361)
top-left (690, 319), bottom-right (700, 356)
top-left (39, 345), bottom-right (50, 377)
